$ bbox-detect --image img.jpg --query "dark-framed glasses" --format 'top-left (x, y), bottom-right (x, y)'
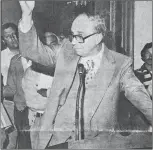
top-left (69, 32), bottom-right (99, 43)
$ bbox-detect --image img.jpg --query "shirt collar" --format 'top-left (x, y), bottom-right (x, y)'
top-left (79, 43), bottom-right (104, 65)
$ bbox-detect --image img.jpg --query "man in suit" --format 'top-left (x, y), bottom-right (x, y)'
top-left (18, 1), bottom-right (152, 149)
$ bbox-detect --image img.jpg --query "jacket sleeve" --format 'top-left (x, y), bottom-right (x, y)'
top-left (3, 58), bottom-right (16, 98)
top-left (120, 58), bottom-right (152, 125)
top-left (18, 24), bottom-right (56, 67)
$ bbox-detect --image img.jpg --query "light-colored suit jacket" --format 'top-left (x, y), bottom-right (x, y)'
top-left (19, 25), bottom-right (152, 149)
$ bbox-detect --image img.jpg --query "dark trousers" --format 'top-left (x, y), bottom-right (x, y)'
top-left (14, 106), bottom-right (31, 149)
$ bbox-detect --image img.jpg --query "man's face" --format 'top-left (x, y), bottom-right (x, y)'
top-left (71, 15), bottom-right (102, 57)
top-left (44, 32), bottom-right (58, 47)
top-left (3, 27), bottom-right (18, 49)
top-left (143, 48), bottom-right (152, 65)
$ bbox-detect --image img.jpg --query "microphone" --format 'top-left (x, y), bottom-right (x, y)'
top-left (78, 63), bottom-right (85, 75)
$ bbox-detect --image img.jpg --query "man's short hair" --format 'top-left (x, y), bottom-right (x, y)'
top-left (2, 23), bottom-right (18, 38)
top-left (76, 13), bottom-right (107, 36)
top-left (141, 42), bottom-right (152, 58)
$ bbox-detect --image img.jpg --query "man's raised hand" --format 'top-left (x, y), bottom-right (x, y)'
top-left (19, 1), bottom-right (35, 15)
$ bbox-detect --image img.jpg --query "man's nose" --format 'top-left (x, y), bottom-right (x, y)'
top-left (71, 37), bottom-right (78, 45)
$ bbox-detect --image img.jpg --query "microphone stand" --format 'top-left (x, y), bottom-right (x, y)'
top-left (80, 72), bottom-right (85, 140)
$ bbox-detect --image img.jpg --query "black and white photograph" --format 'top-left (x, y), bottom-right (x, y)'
top-left (1, 0), bottom-right (152, 149)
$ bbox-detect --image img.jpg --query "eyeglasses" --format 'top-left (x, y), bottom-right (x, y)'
top-left (69, 33), bottom-right (98, 43)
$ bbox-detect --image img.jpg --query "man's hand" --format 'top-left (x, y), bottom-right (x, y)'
top-left (19, 1), bottom-right (35, 32)
top-left (19, 1), bottom-right (35, 16)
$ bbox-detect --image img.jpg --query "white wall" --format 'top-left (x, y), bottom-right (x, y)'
top-left (134, 1), bottom-right (152, 69)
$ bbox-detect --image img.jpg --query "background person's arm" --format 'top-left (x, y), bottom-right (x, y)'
top-left (3, 58), bottom-right (16, 98)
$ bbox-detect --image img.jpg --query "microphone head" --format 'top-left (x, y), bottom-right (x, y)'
top-left (78, 63), bottom-right (84, 75)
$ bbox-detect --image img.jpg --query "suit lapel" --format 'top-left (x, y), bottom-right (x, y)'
top-left (89, 46), bottom-right (116, 123)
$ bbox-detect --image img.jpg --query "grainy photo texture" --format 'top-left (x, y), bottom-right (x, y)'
top-left (1, 0), bottom-right (152, 149)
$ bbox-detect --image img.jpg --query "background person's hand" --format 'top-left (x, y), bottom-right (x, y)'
top-left (19, 1), bottom-right (35, 15)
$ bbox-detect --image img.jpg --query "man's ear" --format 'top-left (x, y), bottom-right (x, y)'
top-left (96, 33), bottom-right (103, 44)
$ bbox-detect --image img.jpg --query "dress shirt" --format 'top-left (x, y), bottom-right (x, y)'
top-left (79, 44), bottom-right (104, 86)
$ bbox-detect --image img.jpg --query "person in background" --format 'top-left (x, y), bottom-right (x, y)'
top-left (2, 24), bottom-right (32, 148)
top-left (1, 23), bottom-right (19, 86)
top-left (19, 1), bottom-right (152, 149)
top-left (135, 42), bottom-right (152, 99)
top-left (1, 23), bottom-right (19, 149)
top-left (3, 55), bottom-right (32, 149)
top-left (1, 74), bottom-right (8, 149)
top-left (44, 31), bottom-right (59, 46)
top-left (43, 30), bottom-right (62, 59)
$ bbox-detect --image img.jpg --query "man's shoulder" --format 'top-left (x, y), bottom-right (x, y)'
top-left (110, 50), bottom-right (130, 60)
top-left (1, 47), bottom-right (9, 55)
top-left (108, 50), bottom-right (131, 65)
